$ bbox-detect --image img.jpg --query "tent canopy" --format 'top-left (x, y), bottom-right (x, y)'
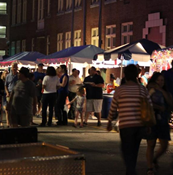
top-left (0, 52), bottom-right (46, 66)
top-left (94, 39), bottom-right (161, 62)
top-left (37, 45), bottom-right (104, 64)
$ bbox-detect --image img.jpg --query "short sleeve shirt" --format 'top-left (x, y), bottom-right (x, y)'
top-left (5, 73), bottom-right (18, 93)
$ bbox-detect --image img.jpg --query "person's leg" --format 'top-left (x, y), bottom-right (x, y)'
top-left (41, 94), bottom-right (48, 126)
top-left (84, 99), bottom-right (93, 124)
top-left (93, 100), bottom-right (103, 126)
top-left (120, 127), bottom-right (143, 175)
top-left (68, 91), bottom-right (76, 119)
top-left (153, 139), bottom-right (169, 164)
top-left (74, 111), bottom-right (79, 126)
top-left (146, 139), bottom-right (156, 169)
top-left (80, 111), bottom-right (84, 127)
top-left (48, 93), bottom-right (56, 126)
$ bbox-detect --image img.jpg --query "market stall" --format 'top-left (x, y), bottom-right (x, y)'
top-left (0, 52), bottom-right (46, 69)
top-left (37, 45), bottom-right (104, 77)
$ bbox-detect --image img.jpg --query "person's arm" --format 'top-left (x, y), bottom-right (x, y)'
top-left (42, 76), bottom-right (47, 92)
top-left (5, 77), bottom-right (10, 97)
top-left (60, 75), bottom-right (68, 87)
top-left (67, 96), bottom-right (77, 105)
top-left (91, 76), bottom-right (104, 88)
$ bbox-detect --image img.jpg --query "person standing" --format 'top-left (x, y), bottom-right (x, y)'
top-left (107, 64), bottom-right (151, 175)
top-left (146, 72), bottom-right (173, 175)
top-left (68, 68), bottom-right (82, 119)
top-left (34, 63), bottom-right (45, 117)
top-left (8, 67), bottom-right (37, 127)
top-left (84, 66), bottom-right (104, 126)
top-left (56, 65), bottom-right (69, 125)
top-left (40, 67), bottom-right (59, 127)
top-left (5, 62), bottom-right (18, 127)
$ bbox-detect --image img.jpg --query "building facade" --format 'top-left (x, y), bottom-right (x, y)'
top-left (8, 0), bottom-right (173, 56)
top-left (0, 0), bottom-right (9, 59)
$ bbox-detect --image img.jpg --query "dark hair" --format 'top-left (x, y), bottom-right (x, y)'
top-left (148, 72), bottom-right (167, 91)
top-left (78, 86), bottom-right (85, 95)
top-left (90, 66), bottom-right (96, 71)
top-left (19, 67), bottom-right (29, 78)
top-left (60, 65), bottom-right (67, 74)
top-left (46, 66), bottom-right (56, 76)
top-left (28, 72), bottom-right (34, 80)
top-left (77, 70), bottom-right (80, 75)
top-left (72, 68), bottom-right (76, 72)
top-left (124, 64), bottom-right (138, 83)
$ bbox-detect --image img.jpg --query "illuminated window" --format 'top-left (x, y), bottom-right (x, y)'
top-left (0, 26), bottom-right (6, 38)
top-left (65, 32), bottom-right (71, 48)
top-left (22, 40), bottom-right (26, 51)
top-left (38, 0), bottom-right (44, 20)
top-left (74, 30), bottom-right (81, 46)
top-left (105, 25), bottom-right (116, 50)
top-left (66, 0), bottom-right (72, 10)
top-left (17, 0), bottom-right (21, 23)
top-left (57, 33), bottom-right (63, 51)
top-left (91, 28), bottom-right (99, 47)
top-left (23, 0), bottom-right (27, 22)
top-left (0, 2), bottom-right (7, 14)
top-left (75, 0), bottom-right (81, 8)
top-left (16, 41), bottom-right (21, 53)
top-left (12, 0), bottom-right (16, 25)
top-left (121, 22), bottom-right (133, 44)
top-left (0, 50), bottom-right (5, 57)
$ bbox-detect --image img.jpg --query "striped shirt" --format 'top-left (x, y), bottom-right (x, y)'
top-left (107, 83), bottom-right (152, 129)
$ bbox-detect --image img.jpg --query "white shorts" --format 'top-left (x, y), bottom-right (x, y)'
top-left (86, 99), bottom-right (103, 113)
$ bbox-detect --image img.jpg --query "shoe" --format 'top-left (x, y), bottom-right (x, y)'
top-left (36, 114), bottom-right (42, 118)
top-left (97, 121), bottom-right (101, 126)
top-left (83, 122), bottom-right (87, 126)
top-left (73, 124), bottom-right (77, 128)
top-left (153, 159), bottom-right (159, 170)
top-left (47, 123), bottom-right (52, 127)
top-left (147, 168), bottom-right (155, 175)
top-left (39, 123), bottom-right (46, 127)
top-left (31, 122), bottom-right (38, 126)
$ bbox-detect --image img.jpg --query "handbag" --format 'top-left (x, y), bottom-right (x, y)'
top-left (139, 86), bottom-right (156, 126)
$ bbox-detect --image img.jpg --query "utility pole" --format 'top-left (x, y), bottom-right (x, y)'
top-left (83, 0), bottom-right (86, 45)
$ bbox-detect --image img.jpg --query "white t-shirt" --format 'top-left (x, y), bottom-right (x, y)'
top-left (42, 75), bottom-right (60, 94)
top-left (68, 75), bottom-right (82, 93)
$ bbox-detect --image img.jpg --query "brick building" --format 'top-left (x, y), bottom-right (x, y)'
top-left (0, 0), bottom-right (9, 59)
top-left (7, 0), bottom-right (173, 80)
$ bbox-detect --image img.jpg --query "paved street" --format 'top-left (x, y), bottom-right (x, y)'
top-left (32, 117), bottom-right (173, 175)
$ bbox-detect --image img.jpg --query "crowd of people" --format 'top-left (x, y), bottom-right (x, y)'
top-left (107, 64), bottom-right (173, 175)
top-left (0, 63), bottom-right (104, 129)
top-left (0, 61), bottom-right (173, 174)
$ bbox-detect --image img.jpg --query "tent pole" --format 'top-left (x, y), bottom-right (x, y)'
top-left (120, 55), bottom-right (124, 80)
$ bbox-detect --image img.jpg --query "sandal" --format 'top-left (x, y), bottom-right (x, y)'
top-left (147, 168), bottom-right (155, 175)
top-left (153, 159), bottom-right (159, 170)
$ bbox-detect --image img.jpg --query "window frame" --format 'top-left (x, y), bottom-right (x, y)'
top-left (0, 26), bottom-right (6, 38)
top-left (0, 2), bottom-right (7, 15)
top-left (105, 25), bottom-right (116, 50)
top-left (65, 32), bottom-right (71, 48)
top-left (58, 0), bottom-right (63, 12)
top-left (121, 22), bottom-right (133, 44)
top-left (57, 33), bottom-right (63, 51)
top-left (91, 28), bottom-right (99, 47)
top-left (74, 30), bottom-right (81, 47)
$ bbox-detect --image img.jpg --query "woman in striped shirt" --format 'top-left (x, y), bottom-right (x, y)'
top-left (107, 64), bottom-right (152, 175)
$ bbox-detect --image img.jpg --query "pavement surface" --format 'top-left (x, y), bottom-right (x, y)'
top-left (1, 116), bottom-right (173, 175)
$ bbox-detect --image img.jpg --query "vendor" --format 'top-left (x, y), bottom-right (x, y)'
top-left (107, 73), bottom-right (115, 94)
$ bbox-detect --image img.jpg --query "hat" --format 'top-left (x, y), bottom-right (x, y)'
top-left (19, 67), bottom-right (29, 77)
top-left (38, 63), bottom-right (44, 67)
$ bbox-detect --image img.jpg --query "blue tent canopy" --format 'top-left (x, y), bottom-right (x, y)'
top-left (37, 45), bottom-right (104, 64)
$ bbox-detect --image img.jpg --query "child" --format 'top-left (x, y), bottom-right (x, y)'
top-left (67, 86), bottom-right (86, 128)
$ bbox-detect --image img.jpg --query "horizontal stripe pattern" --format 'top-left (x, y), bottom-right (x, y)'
top-left (108, 84), bottom-right (152, 129)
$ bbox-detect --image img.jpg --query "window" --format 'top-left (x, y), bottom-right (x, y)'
top-left (22, 40), bottom-right (26, 51)
top-left (16, 41), bottom-right (21, 53)
top-left (46, 36), bottom-right (50, 55)
top-left (11, 42), bottom-right (15, 55)
top-left (74, 30), bottom-right (81, 46)
top-left (105, 25), bottom-right (116, 50)
top-left (0, 26), bottom-right (6, 38)
top-left (12, 0), bottom-right (16, 25)
top-left (31, 38), bottom-right (34, 51)
top-left (121, 22), bottom-right (133, 44)
top-left (47, 0), bottom-right (51, 15)
top-left (104, 0), bottom-right (117, 4)
top-left (58, 0), bottom-right (63, 12)
top-left (38, 0), bottom-right (44, 20)
top-left (0, 50), bottom-right (5, 57)
top-left (65, 32), bottom-right (71, 48)
top-left (23, 0), bottom-right (27, 22)
top-left (57, 33), bottom-right (63, 51)
top-left (17, 0), bottom-right (21, 23)
top-left (32, 0), bottom-right (35, 20)
top-left (0, 2), bottom-right (7, 14)
top-left (91, 28), bottom-right (99, 47)
top-left (75, 0), bottom-right (81, 8)
top-left (66, 0), bottom-right (72, 10)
